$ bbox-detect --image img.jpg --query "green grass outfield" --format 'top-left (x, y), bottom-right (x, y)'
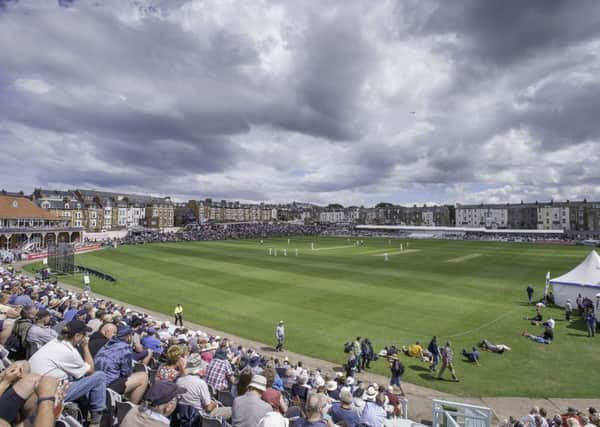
top-left (28, 237), bottom-right (599, 397)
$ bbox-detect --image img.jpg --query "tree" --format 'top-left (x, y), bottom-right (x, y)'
top-left (327, 203), bottom-right (344, 210)
top-left (375, 202), bottom-right (394, 209)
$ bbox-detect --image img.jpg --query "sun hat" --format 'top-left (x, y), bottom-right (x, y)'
top-left (248, 375), bottom-right (267, 392)
top-left (364, 386), bottom-right (377, 401)
top-left (326, 380), bottom-right (338, 392)
top-left (345, 377), bottom-right (354, 386)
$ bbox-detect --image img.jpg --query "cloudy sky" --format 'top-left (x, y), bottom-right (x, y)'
top-left (1, 0), bottom-right (599, 206)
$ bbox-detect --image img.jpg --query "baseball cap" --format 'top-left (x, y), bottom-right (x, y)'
top-left (67, 319), bottom-right (92, 334)
top-left (117, 326), bottom-right (133, 338)
top-left (145, 381), bottom-right (187, 406)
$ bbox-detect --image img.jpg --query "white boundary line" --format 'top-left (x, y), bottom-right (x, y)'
top-left (445, 307), bottom-right (521, 338)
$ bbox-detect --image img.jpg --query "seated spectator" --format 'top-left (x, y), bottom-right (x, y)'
top-left (291, 375), bottom-right (310, 401)
top-left (11, 305), bottom-right (37, 359)
top-left (141, 328), bottom-right (163, 354)
top-left (296, 393), bottom-right (332, 427)
top-left (156, 344), bottom-right (188, 383)
top-left (206, 341), bottom-right (235, 392)
top-left (86, 309), bottom-right (105, 334)
top-left (326, 380), bottom-right (340, 401)
top-left (121, 381), bottom-right (187, 427)
top-left (232, 375), bottom-right (272, 427)
top-left (479, 339), bottom-right (511, 354)
top-left (262, 367), bottom-right (288, 414)
top-left (89, 322), bottom-right (117, 357)
top-left (359, 387), bottom-right (386, 427)
top-left (94, 325), bottom-right (149, 404)
top-left (588, 407), bottom-right (599, 426)
top-left (258, 411), bottom-right (290, 427)
top-left (176, 361), bottom-right (232, 420)
top-left (29, 319), bottom-right (106, 427)
top-left (236, 369), bottom-right (253, 398)
top-left (0, 362), bottom-right (42, 425)
top-left (403, 341), bottom-right (431, 361)
top-left (384, 386), bottom-right (403, 419)
top-left (26, 309), bottom-right (57, 351)
top-left (461, 347), bottom-right (481, 366)
top-left (329, 388), bottom-right (360, 427)
top-left (561, 407), bottom-right (584, 427)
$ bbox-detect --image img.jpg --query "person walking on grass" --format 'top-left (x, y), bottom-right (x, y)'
top-left (526, 285), bottom-right (534, 304)
top-left (275, 320), bottom-right (285, 352)
top-left (174, 304), bottom-right (183, 327)
top-left (437, 341), bottom-right (459, 382)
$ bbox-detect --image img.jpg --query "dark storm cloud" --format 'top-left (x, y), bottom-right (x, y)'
top-left (422, 0), bottom-right (600, 65)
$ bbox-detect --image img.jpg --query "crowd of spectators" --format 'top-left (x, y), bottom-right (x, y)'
top-left (502, 405), bottom-right (600, 427)
top-left (85, 223), bottom-right (327, 247)
top-left (0, 266), bottom-right (408, 427)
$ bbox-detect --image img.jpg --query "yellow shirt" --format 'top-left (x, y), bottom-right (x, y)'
top-left (174, 306), bottom-right (183, 315)
top-left (408, 344), bottom-right (423, 358)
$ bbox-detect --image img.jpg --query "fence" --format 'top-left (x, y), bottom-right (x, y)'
top-left (432, 399), bottom-right (492, 427)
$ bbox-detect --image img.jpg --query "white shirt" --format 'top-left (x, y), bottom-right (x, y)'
top-left (546, 318), bottom-right (555, 329)
top-left (177, 375), bottom-right (212, 414)
top-left (29, 338), bottom-right (89, 380)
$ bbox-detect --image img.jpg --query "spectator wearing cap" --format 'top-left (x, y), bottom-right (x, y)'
top-left (176, 359), bottom-right (232, 420)
top-left (262, 367), bottom-right (288, 415)
top-left (26, 309), bottom-right (57, 350)
top-left (89, 323), bottom-right (117, 357)
top-left (232, 374), bottom-right (272, 427)
top-left (29, 319), bottom-right (106, 427)
top-left (121, 381), bottom-right (186, 427)
top-left (329, 387), bottom-right (360, 427)
top-left (94, 325), bottom-right (150, 404)
top-left (206, 342), bottom-right (235, 392)
top-left (359, 388), bottom-right (386, 427)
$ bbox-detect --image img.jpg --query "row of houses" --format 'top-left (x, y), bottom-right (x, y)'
top-left (12, 189), bottom-right (600, 233)
top-left (455, 201), bottom-right (600, 232)
top-left (31, 189), bottom-right (174, 231)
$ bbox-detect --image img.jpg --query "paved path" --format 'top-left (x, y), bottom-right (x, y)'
top-left (16, 263), bottom-right (599, 424)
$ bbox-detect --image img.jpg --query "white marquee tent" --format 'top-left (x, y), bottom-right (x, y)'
top-left (549, 250), bottom-right (600, 308)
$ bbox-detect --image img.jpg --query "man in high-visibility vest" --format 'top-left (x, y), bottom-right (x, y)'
top-left (174, 304), bottom-right (183, 327)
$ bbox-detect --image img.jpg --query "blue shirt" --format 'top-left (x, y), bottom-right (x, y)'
top-left (13, 295), bottom-right (33, 306)
top-left (63, 308), bottom-right (79, 322)
top-left (141, 335), bottom-right (163, 353)
top-left (359, 401), bottom-right (386, 427)
top-left (330, 402), bottom-right (360, 427)
top-left (272, 373), bottom-right (284, 391)
top-left (294, 418), bottom-right (328, 427)
top-left (94, 337), bottom-right (133, 385)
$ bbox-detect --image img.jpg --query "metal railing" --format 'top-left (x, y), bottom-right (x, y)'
top-left (432, 399), bottom-right (492, 427)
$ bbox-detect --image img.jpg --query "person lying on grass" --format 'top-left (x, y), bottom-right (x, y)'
top-left (461, 347), bottom-right (481, 366)
top-left (522, 331), bottom-right (551, 344)
top-left (478, 339), bottom-right (511, 354)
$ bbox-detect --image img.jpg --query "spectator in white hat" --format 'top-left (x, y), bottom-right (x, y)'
top-left (232, 374), bottom-right (272, 427)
